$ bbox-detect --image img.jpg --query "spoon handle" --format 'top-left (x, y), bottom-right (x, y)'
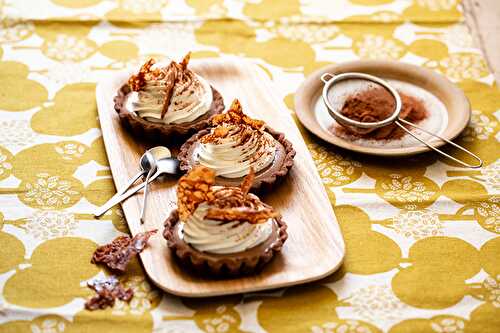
top-left (93, 170), bottom-right (161, 217)
top-left (139, 168), bottom-right (154, 223)
top-left (119, 170), bottom-right (145, 197)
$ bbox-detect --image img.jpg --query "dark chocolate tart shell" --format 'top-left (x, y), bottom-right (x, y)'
top-left (163, 209), bottom-right (288, 278)
top-left (114, 84), bottom-right (225, 142)
top-left (177, 127), bottom-right (296, 192)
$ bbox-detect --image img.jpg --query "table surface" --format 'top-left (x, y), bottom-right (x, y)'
top-left (464, 0), bottom-right (500, 83)
top-left (0, 1), bottom-right (499, 333)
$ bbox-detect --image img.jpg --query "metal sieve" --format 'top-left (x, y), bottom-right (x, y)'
top-left (320, 72), bottom-right (483, 169)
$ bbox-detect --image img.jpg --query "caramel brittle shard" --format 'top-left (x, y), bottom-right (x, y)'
top-left (160, 64), bottom-right (178, 118)
top-left (205, 205), bottom-right (279, 224)
top-left (177, 166), bottom-right (216, 221)
top-left (210, 99), bottom-right (265, 130)
top-left (128, 58), bottom-right (156, 91)
top-left (85, 276), bottom-right (133, 311)
top-left (240, 167), bottom-right (255, 195)
top-left (199, 125), bottom-right (231, 144)
top-left (91, 230), bottom-right (157, 273)
top-left (160, 53), bottom-right (193, 118)
top-left (180, 52), bottom-right (191, 70)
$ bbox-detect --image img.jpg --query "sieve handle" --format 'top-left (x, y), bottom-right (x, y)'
top-left (321, 73), bottom-right (335, 83)
top-left (395, 119), bottom-right (483, 169)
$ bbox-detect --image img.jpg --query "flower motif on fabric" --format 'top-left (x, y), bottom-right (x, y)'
top-left (0, 120), bottom-right (37, 151)
top-left (311, 320), bottom-right (376, 333)
top-left (381, 174), bottom-right (436, 207)
top-left (113, 276), bottom-right (161, 315)
top-left (440, 25), bottom-right (474, 49)
top-left (353, 35), bottom-right (406, 60)
top-left (22, 210), bottom-right (78, 240)
top-left (0, 152), bottom-right (12, 177)
top-left (23, 173), bottom-right (80, 209)
top-left (268, 21), bottom-right (340, 44)
top-left (30, 318), bottom-right (66, 333)
top-left (40, 62), bottom-right (90, 85)
top-left (133, 22), bottom-right (200, 55)
top-left (476, 198), bottom-right (500, 234)
top-left (309, 143), bottom-right (362, 186)
top-left (416, 0), bottom-right (458, 11)
top-left (462, 110), bottom-right (498, 142)
top-left (371, 11), bottom-right (401, 22)
top-left (475, 275), bottom-right (500, 307)
top-left (480, 160), bottom-right (500, 191)
top-left (430, 317), bottom-right (465, 333)
top-left (345, 285), bottom-right (409, 322)
top-left (425, 53), bottom-right (488, 81)
top-left (54, 142), bottom-right (86, 160)
top-left (120, 0), bottom-right (168, 14)
top-left (0, 18), bottom-right (34, 43)
top-left (201, 305), bottom-right (237, 333)
top-left (43, 35), bottom-right (97, 62)
top-left (390, 210), bottom-right (443, 239)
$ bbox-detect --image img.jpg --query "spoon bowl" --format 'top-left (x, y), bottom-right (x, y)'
top-left (149, 146), bottom-right (171, 160)
top-left (140, 151), bottom-right (158, 223)
top-left (94, 156), bottom-right (181, 217)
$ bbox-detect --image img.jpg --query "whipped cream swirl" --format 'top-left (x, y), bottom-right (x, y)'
top-left (181, 202), bottom-right (273, 254)
top-left (127, 62), bottom-right (213, 124)
top-left (195, 125), bottom-right (277, 178)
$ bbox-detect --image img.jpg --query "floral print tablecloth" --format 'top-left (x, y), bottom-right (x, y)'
top-left (0, 0), bottom-right (499, 332)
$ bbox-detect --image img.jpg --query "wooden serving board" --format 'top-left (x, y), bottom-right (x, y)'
top-left (96, 57), bottom-right (345, 297)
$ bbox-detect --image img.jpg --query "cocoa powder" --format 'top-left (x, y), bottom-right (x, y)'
top-left (334, 86), bottom-right (428, 140)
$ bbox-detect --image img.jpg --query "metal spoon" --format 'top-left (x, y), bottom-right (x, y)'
top-left (110, 146), bottom-right (171, 204)
top-left (137, 146), bottom-right (171, 223)
top-left (94, 157), bottom-right (181, 217)
top-left (148, 146), bottom-right (172, 161)
top-left (139, 151), bottom-right (156, 224)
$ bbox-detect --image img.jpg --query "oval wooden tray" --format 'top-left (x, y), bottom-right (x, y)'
top-left (295, 60), bottom-right (471, 157)
top-left (96, 58), bottom-right (345, 297)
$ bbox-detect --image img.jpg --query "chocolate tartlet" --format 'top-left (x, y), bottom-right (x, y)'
top-left (114, 53), bottom-right (225, 142)
top-left (177, 99), bottom-right (295, 191)
top-left (163, 166), bottom-right (288, 277)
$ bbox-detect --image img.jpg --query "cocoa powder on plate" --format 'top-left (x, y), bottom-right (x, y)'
top-left (333, 86), bottom-right (428, 140)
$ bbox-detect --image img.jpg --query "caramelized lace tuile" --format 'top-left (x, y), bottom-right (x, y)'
top-left (205, 205), bottom-right (278, 224)
top-left (177, 166), bottom-right (216, 221)
top-left (85, 276), bottom-right (133, 311)
top-left (200, 99), bottom-right (265, 144)
top-left (177, 166), bottom-right (279, 224)
top-left (91, 230), bottom-right (157, 273)
top-left (128, 58), bottom-right (156, 91)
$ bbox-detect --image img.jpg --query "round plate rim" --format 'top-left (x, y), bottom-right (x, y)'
top-left (294, 60), bottom-right (471, 157)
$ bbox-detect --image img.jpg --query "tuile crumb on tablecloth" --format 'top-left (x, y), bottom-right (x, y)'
top-left (91, 230), bottom-right (157, 273)
top-left (84, 276), bottom-right (133, 311)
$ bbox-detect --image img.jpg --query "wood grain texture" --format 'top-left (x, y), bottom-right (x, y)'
top-left (464, 0), bottom-right (500, 84)
top-left (295, 60), bottom-right (470, 157)
top-left (96, 57), bottom-right (345, 297)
